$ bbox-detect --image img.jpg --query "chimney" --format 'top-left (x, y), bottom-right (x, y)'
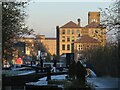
top-left (77, 18), bottom-right (80, 26)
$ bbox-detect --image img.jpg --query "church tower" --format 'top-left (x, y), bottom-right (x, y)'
top-left (88, 12), bottom-right (100, 24)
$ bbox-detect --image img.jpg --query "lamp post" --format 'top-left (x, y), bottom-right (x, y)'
top-left (78, 34), bottom-right (81, 61)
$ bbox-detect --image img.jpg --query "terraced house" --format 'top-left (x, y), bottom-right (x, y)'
top-left (56, 12), bottom-right (106, 56)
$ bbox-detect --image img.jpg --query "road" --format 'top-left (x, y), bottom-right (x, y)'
top-left (87, 77), bottom-right (120, 90)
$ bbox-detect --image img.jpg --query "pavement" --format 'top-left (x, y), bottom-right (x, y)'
top-left (2, 69), bottom-right (120, 90)
top-left (0, 78), bottom-right (2, 90)
top-left (29, 74), bottom-right (120, 90)
top-left (87, 77), bottom-right (120, 90)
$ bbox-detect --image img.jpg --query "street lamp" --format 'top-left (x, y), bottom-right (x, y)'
top-left (78, 33), bottom-right (81, 61)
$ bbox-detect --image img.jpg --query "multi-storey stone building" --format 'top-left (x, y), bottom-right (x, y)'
top-left (56, 12), bottom-right (106, 56)
top-left (16, 35), bottom-right (36, 56)
top-left (17, 35), bottom-right (56, 57)
top-left (36, 35), bottom-right (56, 55)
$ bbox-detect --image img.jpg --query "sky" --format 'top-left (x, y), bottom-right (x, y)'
top-left (25, 1), bottom-right (113, 38)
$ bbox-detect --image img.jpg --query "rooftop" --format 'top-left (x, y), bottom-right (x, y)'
top-left (19, 34), bottom-right (36, 39)
top-left (45, 38), bottom-right (56, 40)
top-left (60, 21), bottom-right (81, 28)
top-left (74, 35), bottom-right (100, 43)
top-left (85, 22), bottom-right (103, 28)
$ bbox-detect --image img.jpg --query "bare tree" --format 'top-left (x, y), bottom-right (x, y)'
top-left (100, 0), bottom-right (120, 58)
top-left (85, 1), bottom-right (120, 77)
top-left (100, 0), bottom-right (120, 34)
top-left (2, 2), bottom-right (34, 59)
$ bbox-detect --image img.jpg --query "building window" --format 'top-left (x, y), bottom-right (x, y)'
top-left (72, 36), bottom-right (74, 42)
top-left (67, 30), bottom-right (70, 34)
top-left (62, 30), bottom-right (65, 34)
top-left (67, 36), bottom-right (70, 42)
top-left (100, 30), bottom-right (103, 35)
top-left (92, 30), bottom-right (94, 34)
top-left (32, 44), bottom-right (34, 47)
top-left (92, 19), bottom-right (97, 22)
top-left (95, 30), bottom-right (98, 33)
top-left (76, 30), bottom-right (80, 34)
top-left (72, 30), bottom-right (74, 34)
top-left (78, 34), bottom-right (80, 37)
top-left (90, 29), bottom-right (94, 34)
top-left (62, 44), bottom-right (65, 50)
top-left (67, 44), bottom-right (70, 50)
top-left (62, 36), bottom-right (65, 42)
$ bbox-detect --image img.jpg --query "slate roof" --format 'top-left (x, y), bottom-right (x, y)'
top-left (85, 22), bottom-right (103, 28)
top-left (74, 35), bottom-right (100, 43)
top-left (45, 38), bottom-right (56, 40)
top-left (60, 21), bottom-right (81, 28)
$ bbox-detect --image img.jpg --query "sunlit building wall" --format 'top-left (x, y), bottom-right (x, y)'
top-left (37, 35), bottom-right (56, 55)
top-left (44, 38), bottom-right (56, 55)
top-left (17, 35), bottom-right (56, 56)
top-left (59, 21), bottom-right (82, 55)
top-left (17, 37), bottom-right (36, 56)
top-left (56, 12), bottom-right (106, 56)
